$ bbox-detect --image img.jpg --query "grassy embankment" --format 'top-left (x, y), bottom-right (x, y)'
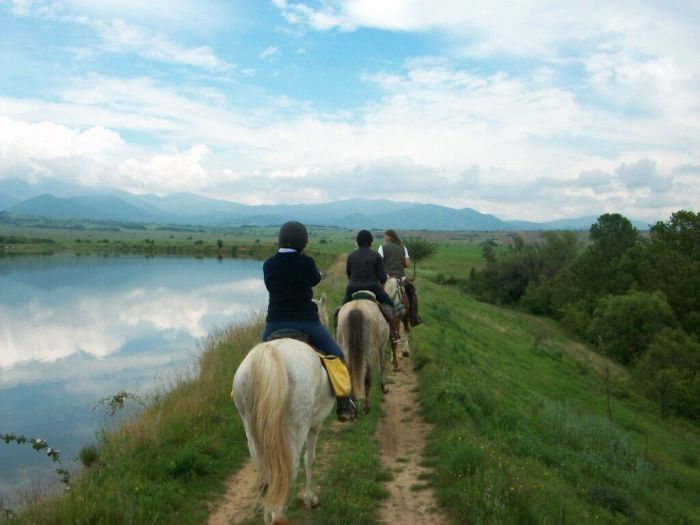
top-left (4, 233), bottom-right (698, 524)
top-left (413, 265), bottom-right (700, 523)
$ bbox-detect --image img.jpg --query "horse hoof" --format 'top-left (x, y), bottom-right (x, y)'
top-left (402, 350), bottom-right (410, 357)
top-left (304, 495), bottom-right (320, 508)
top-left (382, 385), bottom-right (389, 394)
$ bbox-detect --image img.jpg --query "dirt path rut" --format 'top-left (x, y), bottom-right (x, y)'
top-left (207, 459), bottom-right (258, 525)
top-left (377, 353), bottom-right (449, 525)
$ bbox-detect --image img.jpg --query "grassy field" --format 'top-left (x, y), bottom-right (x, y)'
top-left (2, 229), bottom-right (698, 524)
top-left (413, 278), bottom-right (700, 523)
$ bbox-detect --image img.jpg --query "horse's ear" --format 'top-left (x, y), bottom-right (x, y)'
top-left (320, 292), bottom-right (326, 306)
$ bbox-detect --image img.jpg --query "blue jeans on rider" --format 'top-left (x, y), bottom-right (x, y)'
top-left (262, 320), bottom-right (346, 362)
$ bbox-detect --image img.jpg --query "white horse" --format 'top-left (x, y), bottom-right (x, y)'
top-left (336, 299), bottom-right (389, 414)
top-left (384, 277), bottom-right (411, 369)
top-left (231, 295), bottom-right (334, 525)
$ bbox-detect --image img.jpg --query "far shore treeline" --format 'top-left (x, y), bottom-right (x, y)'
top-left (464, 210), bottom-right (700, 420)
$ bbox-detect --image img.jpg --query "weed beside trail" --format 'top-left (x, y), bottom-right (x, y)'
top-left (413, 279), bottom-right (700, 524)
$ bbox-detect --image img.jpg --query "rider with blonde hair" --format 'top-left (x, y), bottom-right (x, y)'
top-left (379, 229), bottom-right (422, 326)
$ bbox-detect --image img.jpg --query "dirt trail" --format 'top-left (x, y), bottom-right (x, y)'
top-left (207, 459), bottom-right (258, 525)
top-left (377, 353), bottom-right (449, 525)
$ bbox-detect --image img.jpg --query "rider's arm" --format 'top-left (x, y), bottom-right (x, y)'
top-left (403, 246), bottom-right (410, 268)
top-left (302, 255), bottom-right (322, 287)
top-left (376, 254), bottom-right (387, 285)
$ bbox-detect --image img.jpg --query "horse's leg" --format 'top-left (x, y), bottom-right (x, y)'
top-left (390, 320), bottom-right (399, 370)
top-left (379, 337), bottom-right (388, 394)
top-left (363, 365), bottom-right (372, 414)
top-left (401, 314), bottom-right (411, 357)
top-left (303, 427), bottom-right (321, 509)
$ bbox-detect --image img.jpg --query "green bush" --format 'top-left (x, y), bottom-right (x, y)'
top-left (588, 291), bottom-right (676, 364)
top-left (635, 328), bottom-right (700, 419)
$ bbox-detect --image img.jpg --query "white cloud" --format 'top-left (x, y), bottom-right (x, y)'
top-left (0, 116), bottom-right (123, 161)
top-left (6, 0), bottom-right (234, 71)
top-left (269, 166), bottom-right (309, 179)
top-left (91, 19), bottom-right (233, 71)
top-left (259, 45), bottom-right (280, 60)
top-left (118, 145), bottom-right (211, 193)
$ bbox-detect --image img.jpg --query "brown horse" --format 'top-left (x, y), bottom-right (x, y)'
top-left (335, 299), bottom-right (389, 414)
top-left (384, 277), bottom-right (411, 369)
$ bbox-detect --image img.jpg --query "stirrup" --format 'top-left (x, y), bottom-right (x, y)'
top-left (336, 397), bottom-right (356, 422)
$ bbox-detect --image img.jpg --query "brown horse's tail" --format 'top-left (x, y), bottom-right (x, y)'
top-left (347, 307), bottom-right (365, 399)
top-left (248, 345), bottom-right (292, 518)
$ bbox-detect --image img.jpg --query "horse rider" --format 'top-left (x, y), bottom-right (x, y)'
top-left (262, 221), bottom-right (356, 421)
top-left (341, 229), bottom-right (401, 343)
top-left (378, 229), bottom-right (422, 326)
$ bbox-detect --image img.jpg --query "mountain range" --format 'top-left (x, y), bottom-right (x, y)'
top-left (0, 178), bottom-right (651, 231)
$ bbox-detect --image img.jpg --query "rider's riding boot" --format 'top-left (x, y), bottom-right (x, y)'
top-left (378, 304), bottom-right (401, 343)
top-left (336, 397), bottom-right (356, 422)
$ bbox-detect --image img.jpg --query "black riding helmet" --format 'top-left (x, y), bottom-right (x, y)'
top-left (356, 229), bottom-right (373, 247)
top-left (278, 221), bottom-right (308, 251)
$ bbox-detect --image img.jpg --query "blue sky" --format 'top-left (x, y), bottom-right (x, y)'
top-left (1, 0), bottom-right (699, 221)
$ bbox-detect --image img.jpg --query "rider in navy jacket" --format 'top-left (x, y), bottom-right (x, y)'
top-left (261, 221), bottom-right (356, 421)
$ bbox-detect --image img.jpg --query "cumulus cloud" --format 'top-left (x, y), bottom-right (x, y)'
top-left (0, 116), bottom-right (123, 161)
top-left (615, 158), bottom-right (673, 192)
top-left (117, 145), bottom-right (211, 193)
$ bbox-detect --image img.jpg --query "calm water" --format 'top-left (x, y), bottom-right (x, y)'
top-left (0, 255), bottom-right (267, 505)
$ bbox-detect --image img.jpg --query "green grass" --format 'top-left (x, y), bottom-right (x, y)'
top-left (412, 278), bottom-right (700, 524)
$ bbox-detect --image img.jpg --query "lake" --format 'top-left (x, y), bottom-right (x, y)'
top-left (0, 255), bottom-right (267, 506)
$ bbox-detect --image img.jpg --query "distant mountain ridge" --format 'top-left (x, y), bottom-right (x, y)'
top-left (0, 178), bottom-right (652, 231)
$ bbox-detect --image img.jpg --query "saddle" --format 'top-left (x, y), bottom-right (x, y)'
top-left (265, 330), bottom-right (350, 397)
top-left (351, 290), bottom-right (377, 301)
top-left (267, 329), bottom-right (309, 343)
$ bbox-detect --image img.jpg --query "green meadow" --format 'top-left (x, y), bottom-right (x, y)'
top-left (1, 227), bottom-right (698, 524)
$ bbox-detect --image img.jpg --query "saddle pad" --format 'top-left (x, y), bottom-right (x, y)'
top-left (266, 329), bottom-right (310, 344)
top-left (351, 290), bottom-right (377, 301)
top-left (319, 355), bottom-right (352, 397)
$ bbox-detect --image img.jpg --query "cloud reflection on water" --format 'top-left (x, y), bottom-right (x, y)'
top-left (0, 278), bottom-right (265, 371)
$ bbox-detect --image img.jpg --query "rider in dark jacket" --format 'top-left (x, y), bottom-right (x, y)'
top-left (262, 221), bottom-right (356, 421)
top-left (342, 230), bottom-right (400, 342)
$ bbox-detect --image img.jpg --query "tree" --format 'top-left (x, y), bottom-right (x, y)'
top-left (589, 213), bottom-right (639, 260)
top-left (588, 290), bottom-right (676, 364)
top-left (404, 237), bottom-right (438, 279)
top-left (636, 327), bottom-right (700, 419)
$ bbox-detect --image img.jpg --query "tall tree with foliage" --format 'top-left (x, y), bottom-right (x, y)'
top-left (404, 237), bottom-right (438, 279)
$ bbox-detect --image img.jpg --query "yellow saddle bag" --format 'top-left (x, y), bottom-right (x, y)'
top-left (319, 355), bottom-right (352, 397)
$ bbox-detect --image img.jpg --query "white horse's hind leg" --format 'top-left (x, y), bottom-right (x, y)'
top-left (303, 427), bottom-right (321, 508)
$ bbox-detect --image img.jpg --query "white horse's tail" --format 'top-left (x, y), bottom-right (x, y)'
top-left (248, 345), bottom-right (292, 516)
top-left (347, 307), bottom-right (366, 399)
